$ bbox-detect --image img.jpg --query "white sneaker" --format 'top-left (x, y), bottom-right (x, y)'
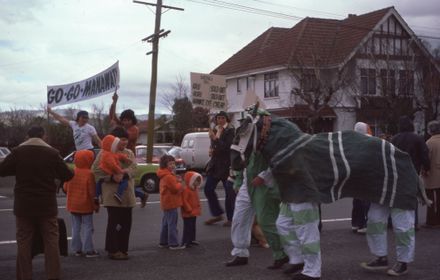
top-left (169, 245), bottom-right (186, 250)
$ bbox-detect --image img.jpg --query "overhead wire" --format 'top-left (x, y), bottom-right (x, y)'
top-left (184, 0), bottom-right (440, 40)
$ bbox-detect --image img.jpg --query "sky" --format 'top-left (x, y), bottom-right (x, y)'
top-left (0, 0), bottom-right (439, 115)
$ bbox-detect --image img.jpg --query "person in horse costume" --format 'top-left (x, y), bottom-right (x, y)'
top-left (230, 103), bottom-right (430, 279)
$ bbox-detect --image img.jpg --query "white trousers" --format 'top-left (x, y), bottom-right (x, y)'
top-left (366, 203), bottom-right (415, 263)
top-left (276, 202), bottom-right (321, 278)
top-left (230, 180), bottom-right (255, 257)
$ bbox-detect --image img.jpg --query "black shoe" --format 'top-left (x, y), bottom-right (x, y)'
top-left (360, 256), bottom-right (388, 270)
top-left (225, 256), bottom-right (248, 267)
top-left (291, 273), bottom-right (320, 280)
top-left (283, 263), bottom-right (305, 274)
top-left (387, 262), bottom-right (408, 276)
top-left (267, 256), bottom-right (289, 269)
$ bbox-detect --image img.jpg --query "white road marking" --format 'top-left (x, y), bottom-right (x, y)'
top-left (0, 237), bottom-right (72, 245)
top-left (0, 197), bottom-right (352, 245)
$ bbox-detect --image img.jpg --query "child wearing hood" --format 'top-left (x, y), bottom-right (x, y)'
top-left (96, 135), bottom-right (133, 204)
top-left (181, 171), bottom-right (203, 247)
top-left (63, 150), bottom-right (99, 257)
top-left (157, 154), bottom-right (185, 250)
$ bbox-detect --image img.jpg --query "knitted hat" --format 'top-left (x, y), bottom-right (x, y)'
top-left (184, 171), bottom-right (203, 189)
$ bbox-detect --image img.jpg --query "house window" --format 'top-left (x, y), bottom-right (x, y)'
top-left (399, 70), bottom-right (414, 96)
top-left (236, 78), bottom-right (241, 93)
top-left (380, 69), bottom-right (396, 96)
top-left (264, 72), bottom-right (279, 98)
top-left (301, 72), bottom-right (318, 92)
top-left (360, 69), bottom-right (376, 95)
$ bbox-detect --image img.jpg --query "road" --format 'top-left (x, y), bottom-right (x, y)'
top-left (0, 176), bottom-right (439, 280)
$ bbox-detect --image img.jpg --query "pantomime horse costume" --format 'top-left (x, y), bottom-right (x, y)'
top-left (230, 104), bottom-right (430, 279)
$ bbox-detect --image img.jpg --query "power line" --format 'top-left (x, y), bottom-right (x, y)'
top-left (186, 0), bottom-right (302, 21)
top-left (183, 0), bottom-right (440, 40)
top-left (249, 0), bottom-right (345, 18)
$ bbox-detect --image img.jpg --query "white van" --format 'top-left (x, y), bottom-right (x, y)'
top-left (180, 132), bottom-right (210, 170)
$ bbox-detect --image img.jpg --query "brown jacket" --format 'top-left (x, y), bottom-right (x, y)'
top-left (422, 134), bottom-right (440, 189)
top-left (92, 148), bottom-right (137, 208)
top-left (0, 138), bottom-right (73, 217)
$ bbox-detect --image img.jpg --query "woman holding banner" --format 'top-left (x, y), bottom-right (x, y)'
top-left (109, 91), bottom-right (139, 154)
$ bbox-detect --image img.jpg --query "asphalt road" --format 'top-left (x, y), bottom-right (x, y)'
top-left (0, 177), bottom-right (439, 280)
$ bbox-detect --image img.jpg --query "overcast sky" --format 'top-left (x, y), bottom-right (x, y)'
top-left (1, 0), bottom-right (439, 115)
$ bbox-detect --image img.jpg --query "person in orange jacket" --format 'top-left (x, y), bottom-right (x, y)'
top-left (181, 171), bottom-right (203, 247)
top-left (63, 150), bottom-right (99, 257)
top-left (157, 154), bottom-right (185, 250)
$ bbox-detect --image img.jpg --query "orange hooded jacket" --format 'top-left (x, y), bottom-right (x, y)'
top-left (99, 135), bottom-right (128, 176)
top-left (63, 150), bottom-right (96, 214)
top-left (157, 168), bottom-right (183, 210)
top-left (181, 171), bottom-right (202, 218)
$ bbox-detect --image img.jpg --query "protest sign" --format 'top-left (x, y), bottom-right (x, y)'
top-left (190, 72), bottom-right (227, 111)
top-left (47, 61), bottom-right (119, 107)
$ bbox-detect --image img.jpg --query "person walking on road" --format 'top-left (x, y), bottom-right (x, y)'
top-left (0, 126), bottom-right (74, 280)
top-left (421, 120), bottom-right (440, 227)
top-left (361, 116), bottom-right (429, 276)
top-left (204, 111), bottom-right (236, 226)
top-left (63, 149), bottom-right (100, 258)
top-left (48, 107), bottom-right (101, 151)
top-left (351, 122), bottom-right (372, 234)
top-left (226, 152), bottom-right (289, 269)
top-left (92, 127), bottom-right (137, 260)
top-left (391, 115), bottom-right (430, 229)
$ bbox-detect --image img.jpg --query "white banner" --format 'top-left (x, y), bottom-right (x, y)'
top-left (47, 61), bottom-right (120, 107)
top-left (190, 72), bottom-right (227, 111)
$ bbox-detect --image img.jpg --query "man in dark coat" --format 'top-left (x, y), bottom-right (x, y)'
top-left (204, 111), bottom-right (236, 225)
top-left (0, 126), bottom-right (73, 280)
top-left (391, 116), bottom-right (430, 229)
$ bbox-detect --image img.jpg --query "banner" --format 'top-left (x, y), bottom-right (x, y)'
top-left (190, 72), bottom-right (227, 111)
top-left (47, 61), bottom-right (119, 107)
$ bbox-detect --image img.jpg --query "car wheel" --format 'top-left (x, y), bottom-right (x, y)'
top-left (140, 174), bottom-right (159, 193)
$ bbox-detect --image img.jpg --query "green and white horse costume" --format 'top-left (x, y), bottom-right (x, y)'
top-left (230, 105), bottom-right (430, 278)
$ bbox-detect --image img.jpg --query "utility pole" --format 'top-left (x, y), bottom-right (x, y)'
top-left (133, 0), bottom-right (183, 163)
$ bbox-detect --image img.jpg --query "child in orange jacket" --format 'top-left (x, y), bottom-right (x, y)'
top-left (96, 135), bottom-right (131, 203)
top-left (63, 150), bottom-right (99, 257)
top-left (181, 171), bottom-right (203, 247)
top-left (157, 154), bottom-right (184, 250)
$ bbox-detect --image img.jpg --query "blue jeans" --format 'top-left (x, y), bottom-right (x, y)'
top-left (204, 175), bottom-right (236, 220)
top-left (135, 187), bottom-right (146, 199)
top-left (70, 213), bottom-right (94, 253)
top-left (159, 208), bottom-right (179, 247)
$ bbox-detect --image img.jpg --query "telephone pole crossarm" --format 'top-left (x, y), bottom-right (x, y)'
top-left (133, 0), bottom-right (184, 11)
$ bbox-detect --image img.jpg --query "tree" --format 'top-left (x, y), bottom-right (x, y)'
top-left (159, 75), bottom-right (189, 112)
top-left (172, 96), bottom-right (193, 144)
top-left (287, 53), bottom-right (356, 133)
top-left (192, 106), bottom-right (210, 129)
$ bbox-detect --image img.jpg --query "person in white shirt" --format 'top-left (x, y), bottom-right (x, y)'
top-left (47, 107), bottom-right (102, 151)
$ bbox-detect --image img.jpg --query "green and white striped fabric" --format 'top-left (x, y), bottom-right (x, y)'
top-left (262, 117), bottom-right (421, 210)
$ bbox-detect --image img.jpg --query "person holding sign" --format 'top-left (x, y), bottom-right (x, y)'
top-left (109, 91), bottom-right (139, 154)
top-left (204, 111), bottom-right (236, 226)
top-left (47, 107), bottom-right (102, 151)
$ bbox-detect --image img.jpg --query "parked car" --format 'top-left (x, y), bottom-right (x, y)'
top-left (135, 145), bottom-right (186, 173)
top-left (0, 147), bottom-right (11, 162)
top-left (180, 132), bottom-right (210, 170)
top-left (64, 149), bottom-right (160, 193)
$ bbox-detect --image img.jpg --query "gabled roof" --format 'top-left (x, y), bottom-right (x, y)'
top-left (211, 7), bottom-right (392, 75)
